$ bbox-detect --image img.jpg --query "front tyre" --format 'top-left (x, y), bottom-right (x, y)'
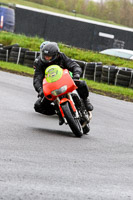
top-left (61, 102), bottom-right (83, 137)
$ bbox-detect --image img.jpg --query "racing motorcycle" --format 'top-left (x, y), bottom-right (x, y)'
top-left (43, 65), bottom-right (92, 137)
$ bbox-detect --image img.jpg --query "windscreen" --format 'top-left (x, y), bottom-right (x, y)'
top-left (45, 65), bottom-right (63, 83)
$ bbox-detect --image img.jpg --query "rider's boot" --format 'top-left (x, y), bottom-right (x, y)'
top-left (57, 111), bottom-right (64, 125)
top-left (83, 97), bottom-right (94, 111)
top-left (83, 124), bottom-right (90, 135)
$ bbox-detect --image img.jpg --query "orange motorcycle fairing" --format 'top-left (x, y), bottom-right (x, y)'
top-left (43, 69), bottom-right (77, 101)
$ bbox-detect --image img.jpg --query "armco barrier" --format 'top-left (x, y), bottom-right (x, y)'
top-left (0, 44), bottom-right (133, 89)
top-left (14, 4), bottom-right (133, 51)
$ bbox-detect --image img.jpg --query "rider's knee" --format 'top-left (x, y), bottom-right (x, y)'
top-left (34, 99), bottom-right (42, 113)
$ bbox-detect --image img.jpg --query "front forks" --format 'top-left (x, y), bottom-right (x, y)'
top-left (54, 95), bottom-right (79, 123)
top-left (67, 93), bottom-right (79, 119)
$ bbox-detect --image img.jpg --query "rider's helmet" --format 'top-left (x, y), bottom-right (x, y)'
top-left (40, 42), bottom-right (60, 63)
top-left (40, 41), bottom-right (50, 50)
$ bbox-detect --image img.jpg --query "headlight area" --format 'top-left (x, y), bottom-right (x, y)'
top-left (51, 85), bottom-right (67, 96)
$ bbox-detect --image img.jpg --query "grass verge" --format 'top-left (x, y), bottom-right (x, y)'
top-left (0, 61), bottom-right (34, 77)
top-left (85, 79), bottom-right (133, 102)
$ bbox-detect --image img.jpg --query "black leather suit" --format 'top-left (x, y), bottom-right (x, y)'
top-left (33, 53), bottom-right (89, 115)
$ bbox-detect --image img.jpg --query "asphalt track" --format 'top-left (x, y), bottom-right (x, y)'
top-left (0, 70), bottom-right (133, 200)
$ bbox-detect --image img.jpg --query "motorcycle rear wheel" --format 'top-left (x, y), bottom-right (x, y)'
top-left (61, 102), bottom-right (83, 137)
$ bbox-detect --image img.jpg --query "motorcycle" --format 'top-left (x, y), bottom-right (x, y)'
top-left (43, 65), bottom-right (92, 137)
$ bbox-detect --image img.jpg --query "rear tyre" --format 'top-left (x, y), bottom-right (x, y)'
top-left (61, 102), bottom-right (83, 137)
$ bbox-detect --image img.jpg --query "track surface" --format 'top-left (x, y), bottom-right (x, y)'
top-left (0, 71), bottom-right (133, 200)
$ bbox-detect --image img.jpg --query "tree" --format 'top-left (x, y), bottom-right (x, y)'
top-left (86, 1), bottom-right (99, 18)
top-left (105, 0), bottom-right (120, 22)
top-left (119, 0), bottom-right (133, 27)
top-left (56, 0), bottom-right (66, 10)
top-left (75, 0), bottom-right (86, 14)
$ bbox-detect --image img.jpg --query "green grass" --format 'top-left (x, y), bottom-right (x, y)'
top-left (0, 31), bottom-right (44, 51)
top-left (85, 79), bottom-right (133, 101)
top-left (0, 61), bottom-right (34, 76)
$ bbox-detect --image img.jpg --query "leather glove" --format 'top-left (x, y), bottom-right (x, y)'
top-left (38, 88), bottom-right (44, 98)
top-left (73, 73), bottom-right (80, 80)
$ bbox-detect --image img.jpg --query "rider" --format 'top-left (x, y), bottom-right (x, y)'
top-left (33, 41), bottom-right (93, 125)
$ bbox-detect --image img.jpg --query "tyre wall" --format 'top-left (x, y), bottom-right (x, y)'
top-left (0, 44), bottom-right (133, 89)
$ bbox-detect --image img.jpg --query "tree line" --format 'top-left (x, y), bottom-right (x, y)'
top-left (27, 0), bottom-right (133, 28)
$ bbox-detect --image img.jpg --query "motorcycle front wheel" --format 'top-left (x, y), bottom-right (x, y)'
top-left (61, 102), bottom-right (83, 138)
